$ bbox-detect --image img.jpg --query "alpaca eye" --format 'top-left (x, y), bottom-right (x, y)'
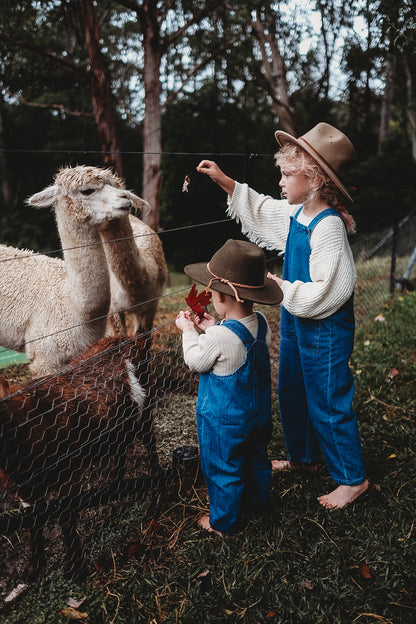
top-left (80, 188), bottom-right (96, 196)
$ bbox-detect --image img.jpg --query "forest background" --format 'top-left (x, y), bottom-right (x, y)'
top-left (1, 0), bottom-right (416, 270)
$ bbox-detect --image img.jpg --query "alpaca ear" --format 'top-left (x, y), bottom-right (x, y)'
top-left (129, 193), bottom-right (150, 210)
top-left (26, 185), bottom-right (59, 208)
top-left (129, 193), bottom-right (151, 217)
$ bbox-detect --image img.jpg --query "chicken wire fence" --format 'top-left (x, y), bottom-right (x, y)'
top-left (1, 207), bottom-right (415, 599)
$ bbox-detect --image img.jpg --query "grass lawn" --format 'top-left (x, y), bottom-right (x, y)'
top-left (2, 292), bottom-right (416, 623)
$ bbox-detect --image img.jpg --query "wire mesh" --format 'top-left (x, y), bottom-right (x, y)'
top-left (0, 187), bottom-right (415, 599)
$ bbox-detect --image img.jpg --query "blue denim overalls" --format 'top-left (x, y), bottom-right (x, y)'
top-left (196, 312), bottom-right (273, 533)
top-left (278, 207), bottom-right (366, 485)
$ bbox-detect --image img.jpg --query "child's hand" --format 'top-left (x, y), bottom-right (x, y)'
top-left (196, 160), bottom-right (235, 195)
top-left (175, 310), bottom-right (196, 333)
top-left (267, 271), bottom-right (284, 287)
top-left (193, 311), bottom-right (216, 331)
top-left (196, 160), bottom-right (223, 181)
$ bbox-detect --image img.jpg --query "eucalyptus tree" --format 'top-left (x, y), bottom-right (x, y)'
top-left (378, 0), bottom-right (416, 158)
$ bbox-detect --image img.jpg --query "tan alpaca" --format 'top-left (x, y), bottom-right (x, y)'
top-left (0, 166), bottom-right (147, 377)
top-left (100, 208), bottom-right (168, 336)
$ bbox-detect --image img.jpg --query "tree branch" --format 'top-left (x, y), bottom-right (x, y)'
top-left (3, 89), bottom-right (93, 117)
top-left (163, 34), bottom-right (240, 108)
top-left (1, 34), bottom-right (88, 78)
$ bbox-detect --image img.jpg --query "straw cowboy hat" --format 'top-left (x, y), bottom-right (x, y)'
top-left (184, 239), bottom-right (283, 305)
top-left (275, 122), bottom-right (356, 202)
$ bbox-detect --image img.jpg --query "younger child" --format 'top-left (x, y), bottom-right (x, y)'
top-left (196, 123), bottom-right (369, 509)
top-left (176, 239), bottom-right (283, 535)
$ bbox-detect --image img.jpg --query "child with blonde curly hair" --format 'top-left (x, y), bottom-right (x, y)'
top-left (196, 122), bottom-right (369, 509)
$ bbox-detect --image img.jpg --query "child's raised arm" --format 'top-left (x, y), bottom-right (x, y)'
top-left (196, 160), bottom-right (236, 196)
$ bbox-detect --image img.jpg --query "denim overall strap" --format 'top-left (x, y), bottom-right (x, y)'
top-left (278, 208), bottom-right (365, 485)
top-left (223, 311), bottom-right (268, 346)
top-left (196, 312), bottom-right (272, 533)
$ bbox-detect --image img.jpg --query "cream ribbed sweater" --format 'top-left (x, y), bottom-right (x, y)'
top-left (227, 182), bottom-right (357, 320)
top-left (182, 312), bottom-right (271, 376)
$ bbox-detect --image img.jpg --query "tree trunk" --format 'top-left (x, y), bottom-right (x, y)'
top-left (403, 54), bottom-right (416, 161)
top-left (378, 53), bottom-right (396, 154)
top-left (0, 98), bottom-right (14, 206)
top-left (141, 0), bottom-right (163, 231)
top-left (251, 12), bottom-right (296, 135)
top-left (78, 0), bottom-right (123, 176)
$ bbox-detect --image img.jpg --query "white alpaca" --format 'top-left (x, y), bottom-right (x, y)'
top-left (0, 165), bottom-right (147, 377)
top-left (100, 211), bottom-right (168, 336)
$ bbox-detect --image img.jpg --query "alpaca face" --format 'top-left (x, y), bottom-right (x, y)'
top-left (26, 165), bottom-right (148, 226)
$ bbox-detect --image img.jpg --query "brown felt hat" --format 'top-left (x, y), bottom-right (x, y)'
top-left (184, 239), bottom-right (283, 305)
top-left (275, 122), bottom-right (356, 202)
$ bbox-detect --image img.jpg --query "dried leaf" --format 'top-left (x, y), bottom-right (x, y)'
top-left (185, 283), bottom-right (212, 318)
top-left (59, 606), bottom-right (89, 621)
top-left (386, 368), bottom-right (400, 382)
top-left (68, 597), bottom-right (87, 609)
top-left (4, 583), bottom-right (28, 603)
top-left (182, 175), bottom-right (191, 192)
top-left (358, 563), bottom-right (372, 579)
top-left (126, 542), bottom-right (145, 559)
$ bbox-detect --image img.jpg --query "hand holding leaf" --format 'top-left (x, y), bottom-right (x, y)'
top-left (185, 283), bottom-right (212, 318)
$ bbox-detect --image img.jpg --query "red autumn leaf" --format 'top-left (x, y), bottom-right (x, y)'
top-left (358, 563), bottom-right (372, 579)
top-left (185, 283), bottom-right (212, 317)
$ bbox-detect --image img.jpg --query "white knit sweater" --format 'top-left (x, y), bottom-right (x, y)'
top-left (227, 182), bottom-right (357, 320)
top-left (182, 312), bottom-right (271, 376)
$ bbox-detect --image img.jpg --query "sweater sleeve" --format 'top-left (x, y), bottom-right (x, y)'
top-left (181, 329), bottom-right (222, 373)
top-left (227, 182), bottom-right (299, 251)
top-left (280, 216), bottom-right (357, 319)
top-left (181, 313), bottom-right (271, 375)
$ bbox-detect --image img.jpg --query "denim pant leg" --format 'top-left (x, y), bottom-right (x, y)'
top-left (278, 335), bottom-right (321, 464)
top-left (197, 411), bottom-right (246, 533)
top-left (299, 323), bottom-right (366, 485)
top-left (243, 415), bottom-right (272, 506)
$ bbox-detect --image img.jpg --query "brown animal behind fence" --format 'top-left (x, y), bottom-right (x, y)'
top-left (0, 331), bottom-right (161, 584)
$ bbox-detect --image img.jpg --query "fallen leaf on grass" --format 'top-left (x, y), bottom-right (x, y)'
top-left (358, 563), bottom-right (372, 579)
top-left (59, 606), bottom-right (89, 621)
top-left (68, 597), bottom-right (86, 609)
top-left (4, 583), bottom-right (28, 603)
top-left (386, 368), bottom-right (400, 382)
top-left (126, 542), bottom-right (146, 559)
top-left (374, 314), bottom-right (387, 325)
top-left (192, 569), bottom-right (210, 582)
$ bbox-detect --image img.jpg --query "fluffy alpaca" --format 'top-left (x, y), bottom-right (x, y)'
top-left (0, 331), bottom-right (159, 583)
top-left (0, 165), bottom-right (148, 377)
top-left (100, 211), bottom-right (168, 336)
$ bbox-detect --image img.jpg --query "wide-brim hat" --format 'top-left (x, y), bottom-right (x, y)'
top-left (275, 122), bottom-right (356, 202)
top-left (184, 239), bottom-right (283, 305)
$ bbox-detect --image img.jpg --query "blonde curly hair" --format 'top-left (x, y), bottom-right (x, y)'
top-left (274, 144), bottom-right (356, 234)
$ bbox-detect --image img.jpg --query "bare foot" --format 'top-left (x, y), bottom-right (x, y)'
top-left (198, 515), bottom-right (224, 536)
top-left (271, 459), bottom-right (318, 474)
top-left (318, 479), bottom-right (369, 509)
top-left (271, 459), bottom-right (293, 471)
